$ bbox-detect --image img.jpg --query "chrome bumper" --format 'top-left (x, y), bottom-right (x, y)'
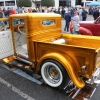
top-left (86, 67), bottom-right (100, 84)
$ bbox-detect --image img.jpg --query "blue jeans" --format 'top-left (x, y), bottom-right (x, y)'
top-left (64, 21), bottom-right (70, 31)
top-left (72, 26), bottom-right (78, 34)
top-left (72, 24), bottom-right (80, 34)
top-left (0, 21), bottom-right (5, 28)
top-left (79, 14), bottom-right (82, 21)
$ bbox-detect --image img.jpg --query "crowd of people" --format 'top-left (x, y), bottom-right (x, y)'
top-left (62, 6), bottom-right (100, 34)
top-left (0, 6), bottom-right (100, 33)
top-left (63, 7), bottom-right (88, 34)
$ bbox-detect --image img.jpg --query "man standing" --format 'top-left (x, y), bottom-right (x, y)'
top-left (93, 8), bottom-right (99, 20)
top-left (82, 8), bottom-right (88, 21)
top-left (64, 11), bottom-right (71, 32)
top-left (78, 7), bottom-right (83, 21)
top-left (71, 11), bottom-right (80, 34)
top-left (0, 8), bottom-right (6, 29)
top-left (61, 7), bottom-right (65, 18)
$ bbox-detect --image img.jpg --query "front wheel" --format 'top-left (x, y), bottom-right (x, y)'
top-left (40, 59), bottom-right (70, 89)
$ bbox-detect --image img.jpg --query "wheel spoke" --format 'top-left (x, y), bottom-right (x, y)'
top-left (44, 65), bottom-right (60, 84)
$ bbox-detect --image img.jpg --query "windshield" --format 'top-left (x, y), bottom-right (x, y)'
top-left (95, 18), bottom-right (100, 24)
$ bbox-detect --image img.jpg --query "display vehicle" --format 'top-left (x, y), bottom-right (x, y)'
top-left (0, 13), bottom-right (100, 99)
top-left (79, 16), bottom-right (100, 36)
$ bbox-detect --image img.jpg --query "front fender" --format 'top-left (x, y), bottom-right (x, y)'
top-left (79, 27), bottom-right (93, 36)
top-left (37, 51), bottom-right (85, 88)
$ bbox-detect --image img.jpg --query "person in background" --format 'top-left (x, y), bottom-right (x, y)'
top-left (41, 7), bottom-right (45, 12)
top-left (71, 11), bottom-right (80, 34)
top-left (3, 8), bottom-right (10, 26)
top-left (4, 7), bottom-right (11, 18)
top-left (82, 8), bottom-right (88, 21)
top-left (18, 7), bottom-right (23, 13)
top-left (93, 8), bottom-right (99, 20)
top-left (78, 7), bottom-right (83, 21)
top-left (64, 11), bottom-right (71, 32)
top-left (28, 8), bottom-right (32, 13)
top-left (0, 8), bottom-right (6, 29)
top-left (61, 7), bottom-right (65, 18)
top-left (89, 7), bottom-right (93, 15)
top-left (32, 8), bottom-right (37, 12)
top-left (55, 7), bottom-right (60, 14)
top-left (10, 7), bottom-right (16, 14)
top-left (70, 7), bottom-right (76, 17)
top-left (64, 6), bottom-right (68, 14)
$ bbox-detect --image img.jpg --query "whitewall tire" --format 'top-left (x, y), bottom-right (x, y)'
top-left (41, 59), bottom-right (70, 89)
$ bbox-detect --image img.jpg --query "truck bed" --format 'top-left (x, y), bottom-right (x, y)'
top-left (62, 34), bottom-right (100, 50)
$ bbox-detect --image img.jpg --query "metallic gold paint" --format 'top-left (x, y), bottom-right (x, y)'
top-left (5, 13), bottom-right (100, 88)
top-left (37, 51), bottom-right (85, 88)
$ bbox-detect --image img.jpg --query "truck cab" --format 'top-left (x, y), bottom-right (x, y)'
top-left (0, 13), bottom-right (100, 92)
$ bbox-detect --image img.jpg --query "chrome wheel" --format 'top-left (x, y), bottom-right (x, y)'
top-left (41, 61), bottom-right (63, 87)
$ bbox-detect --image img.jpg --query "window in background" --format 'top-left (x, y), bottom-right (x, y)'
top-left (0, 2), bottom-right (4, 6)
top-left (5, 1), bottom-right (15, 6)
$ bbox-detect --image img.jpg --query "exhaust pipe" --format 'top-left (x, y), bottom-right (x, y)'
top-left (86, 67), bottom-right (100, 84)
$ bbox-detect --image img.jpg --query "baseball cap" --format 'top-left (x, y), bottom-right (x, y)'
top-left (74, 11), bottom-right (78, 14)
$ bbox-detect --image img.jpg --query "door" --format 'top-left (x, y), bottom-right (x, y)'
top-left (0, 30), bottom-right (14, 59)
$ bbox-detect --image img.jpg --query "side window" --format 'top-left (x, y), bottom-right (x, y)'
top-left (42, 20), bottom-right (55, 25)
top-left (12, 18), bottom-right (25, 34)
top-left (13, 18), bottom-right (25, 25)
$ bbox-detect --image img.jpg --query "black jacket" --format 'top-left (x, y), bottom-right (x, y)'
top-left (82, 10), bottom-right (87, 17)
top-left (64, 13), bottom-right (71, 22)
top-left (93, 10), bottom-right (99, 20)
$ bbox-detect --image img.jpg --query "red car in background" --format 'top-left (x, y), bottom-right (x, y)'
top-left (70, 16), bottom-right (100, 36)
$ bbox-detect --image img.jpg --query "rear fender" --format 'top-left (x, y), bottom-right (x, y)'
top-left (37, 51), bottom-right (85, 88)
top-left (79, 27), bottom-right (93, 36)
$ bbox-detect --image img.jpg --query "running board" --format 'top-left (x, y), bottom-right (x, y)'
top-left (1, 60), bottom-right (44, 85)
top-left (7, 59), bottom-right (34, 74)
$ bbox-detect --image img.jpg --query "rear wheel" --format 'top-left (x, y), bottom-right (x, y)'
top-left (41, 59), bottom-right (70, 89)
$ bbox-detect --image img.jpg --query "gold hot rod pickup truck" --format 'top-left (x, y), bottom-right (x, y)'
top-left (0, 13), bottom-right (100, 98)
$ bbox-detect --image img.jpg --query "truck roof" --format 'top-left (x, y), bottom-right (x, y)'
top-left (9, 13), bottom-right (61, 19)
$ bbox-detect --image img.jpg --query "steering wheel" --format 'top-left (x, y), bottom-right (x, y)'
top-left (18, 24), bottom-right (25, 34)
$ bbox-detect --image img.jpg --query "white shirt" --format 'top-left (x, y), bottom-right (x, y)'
top-left (72, 15), bottom-right (80, 25)
top-left (71, 15), bottom-right (80, 31)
